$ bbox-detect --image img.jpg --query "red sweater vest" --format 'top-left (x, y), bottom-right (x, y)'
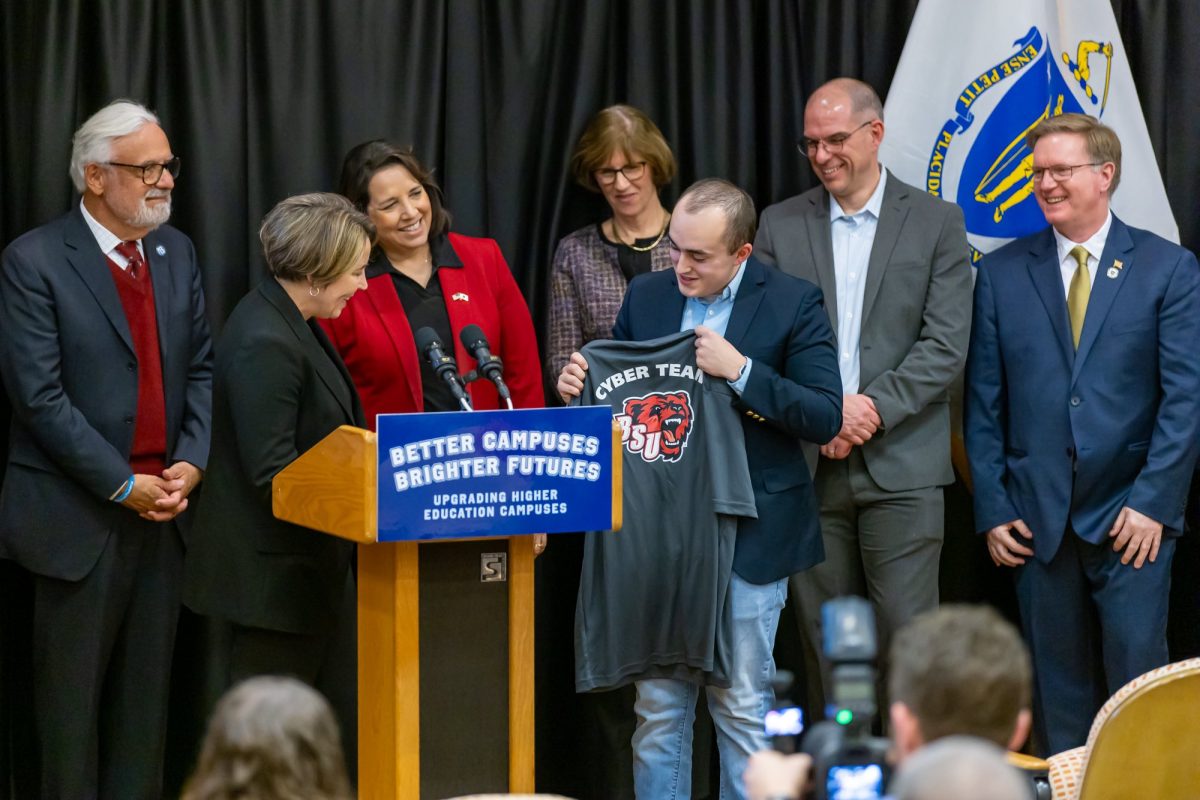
top-left (107, 257), bottom-right (167, 475)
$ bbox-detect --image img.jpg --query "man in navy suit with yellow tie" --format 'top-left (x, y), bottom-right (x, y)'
top-left (965, 113), bottom-right (1200, 754)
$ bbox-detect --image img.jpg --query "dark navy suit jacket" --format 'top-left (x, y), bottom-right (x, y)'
top-left (613, 256), bottom-right (842, 583)
top-left (966, 215), bottom-right (1200, 562)
top-left (0, 207), bottom-right (213, 580)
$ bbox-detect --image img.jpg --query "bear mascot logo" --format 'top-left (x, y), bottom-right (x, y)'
top-left (617, 391), bottom-right (694, 463)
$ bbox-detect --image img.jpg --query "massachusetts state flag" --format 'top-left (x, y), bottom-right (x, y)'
top-left (879, 0), bottom-right (1177, 261)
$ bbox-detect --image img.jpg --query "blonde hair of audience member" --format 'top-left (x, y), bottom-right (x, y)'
top-left (181, 676), bottom-right (352, 800)
top-left (890, 736), bottom-right (1028, 800)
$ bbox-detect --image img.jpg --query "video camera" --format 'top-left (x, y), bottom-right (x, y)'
top-left (768, 597), bottom-right (891, 799)
top-left (768, 597), bottom-right (1051, 800)
top-left (805, 597), bottom-right (891, 799)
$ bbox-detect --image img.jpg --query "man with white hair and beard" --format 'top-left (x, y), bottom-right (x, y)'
top-left (0, 99), bottom-right (212, 797)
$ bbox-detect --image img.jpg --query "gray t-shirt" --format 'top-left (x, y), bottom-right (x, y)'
top-left (573, 331), bottom-right (757, 692)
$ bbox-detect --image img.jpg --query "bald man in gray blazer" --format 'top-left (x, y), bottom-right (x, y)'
top-left (755, 78), bottom-right (972, 714)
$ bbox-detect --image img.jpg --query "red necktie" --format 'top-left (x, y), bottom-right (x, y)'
top-left (115, 240), bottom-right (145, 280)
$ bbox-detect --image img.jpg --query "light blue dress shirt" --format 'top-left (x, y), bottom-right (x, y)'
top-left (829, 168), bottom-right (888, 394)
top-left (680, 260), bottom-right (751, 394)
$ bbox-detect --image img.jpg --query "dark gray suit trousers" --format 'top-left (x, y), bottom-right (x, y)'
top-left (790, 449), bottom-right (943, 717)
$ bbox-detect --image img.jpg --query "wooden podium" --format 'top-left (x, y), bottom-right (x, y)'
top-left (271, 425), bottom-right (536, 799)
top-left (271, 420), bottom-right (621, 799)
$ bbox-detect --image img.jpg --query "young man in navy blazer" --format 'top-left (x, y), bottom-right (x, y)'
top-left (965, 113), bottom-right (1200, 754)
top-left (558, 179), bottom-right (842, 800)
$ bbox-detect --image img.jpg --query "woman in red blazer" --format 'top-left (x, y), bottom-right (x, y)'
top-left (322, 140), bottom-right (544, 424)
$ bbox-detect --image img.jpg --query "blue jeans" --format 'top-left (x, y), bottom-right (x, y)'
top-left (632, 573), bottom-right (788, 800)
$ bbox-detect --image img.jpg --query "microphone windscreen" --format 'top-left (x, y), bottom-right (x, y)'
top-left (459, 323), bottom-right (488, 350)
top-left (414, 326), bottom-right (442, 355)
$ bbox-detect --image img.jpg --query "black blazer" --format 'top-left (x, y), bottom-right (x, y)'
top-left (0, 207), bottom-right (212, 580)
top-left (184, 279), bottom-right (365, 636)
top-left (614, 256), bottom-right (842, 582)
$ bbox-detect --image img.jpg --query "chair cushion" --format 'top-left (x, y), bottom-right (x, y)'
top-left (1047, 745), bottom-right (1086, 799)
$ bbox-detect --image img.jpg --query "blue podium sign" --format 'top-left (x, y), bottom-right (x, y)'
top-left (376, 406), bottom-right (616, 541)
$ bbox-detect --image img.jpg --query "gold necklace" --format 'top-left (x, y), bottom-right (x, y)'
top-left (388, 247), bottom-right (432, 274)
top-left (612, 211), bottom-right (670, 253)
top-left (387, 248), bottom-right (433, 287)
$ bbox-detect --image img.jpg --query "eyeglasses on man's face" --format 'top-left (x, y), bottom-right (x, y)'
top-left (797, 120), bottom-right (876, 157)
top-left (1025, 162), bottom-right (1101, 183)
top-left (595, 161), bottom-right (647, 186)
top-left (105, 156), bottom-right (182, 185)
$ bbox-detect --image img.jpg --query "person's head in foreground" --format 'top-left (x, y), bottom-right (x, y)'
top-left (890, 736), bottom-right (1030, 800)
top-left (888, 604), bottom-right (1033, 758)
top-left (181, 675), bottom-right (352, 800)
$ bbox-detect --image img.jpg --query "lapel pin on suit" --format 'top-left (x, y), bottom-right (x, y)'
top-left (1106, 259), bottom-right (1123, 279)
top-left (452, 292), bottom-right (469, 301)
top-left (155, 244), bottom-right (166, 256)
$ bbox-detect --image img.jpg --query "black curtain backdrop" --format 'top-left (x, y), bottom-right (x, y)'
top-left (3, 2), bottom-right (1199, 798)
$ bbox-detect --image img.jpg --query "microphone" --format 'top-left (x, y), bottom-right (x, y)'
top-left (459, 324), bottom-right (513, 408)
top-left (415, 327), bottom-right (473, 411)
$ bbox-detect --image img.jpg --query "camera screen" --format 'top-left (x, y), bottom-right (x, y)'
top-left (832, 675), bottom-right (876, 703)
top-left (826, 763), bottom-right (885, 800)
top-left (764, 706), bottom-right (804, 737)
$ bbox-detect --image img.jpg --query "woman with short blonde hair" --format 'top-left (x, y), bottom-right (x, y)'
top-left (184, 192), bottom-right (374, 780)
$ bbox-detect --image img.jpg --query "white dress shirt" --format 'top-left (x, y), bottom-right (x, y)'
top-left (1052, 210), bottom-right (1113, 297)
top-left (79, 199), bottom-right (142, 270)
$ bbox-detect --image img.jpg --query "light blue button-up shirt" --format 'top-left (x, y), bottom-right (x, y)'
top-left (680, 260), bottom-right (751, 394)
top-left (829, 168), bottom-right (887, 394)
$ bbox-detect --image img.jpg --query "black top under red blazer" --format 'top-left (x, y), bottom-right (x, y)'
top-left (320, 232), bottom-right (544, 424)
